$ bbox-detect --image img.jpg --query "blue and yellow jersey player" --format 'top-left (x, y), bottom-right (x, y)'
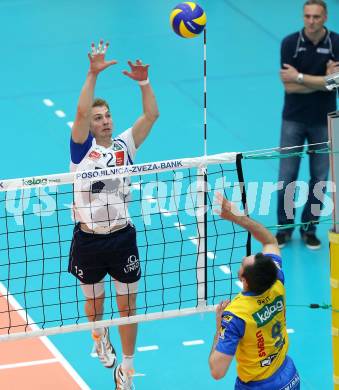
top-left (209, 193), bottom-right (300, 390)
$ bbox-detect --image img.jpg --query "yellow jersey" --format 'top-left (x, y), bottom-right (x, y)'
top-left (216, 254), bottom-right (288, 383)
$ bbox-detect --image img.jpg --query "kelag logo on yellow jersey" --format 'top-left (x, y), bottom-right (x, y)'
top-left (252, 296), bottom-right (284, 327)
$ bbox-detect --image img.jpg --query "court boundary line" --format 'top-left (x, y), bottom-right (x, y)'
top-left (0, 358), bottom-right (59, 370)
top-left (0, 282), bottom-right (90, 390)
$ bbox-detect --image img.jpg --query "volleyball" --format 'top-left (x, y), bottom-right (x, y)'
top-left (170, 2), bottom-right (207, 38)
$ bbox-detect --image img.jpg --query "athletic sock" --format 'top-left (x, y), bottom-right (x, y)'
top-left (92, 327), bottom-right (105, 338)
top-left (122, 355), bottom-right (134, 372)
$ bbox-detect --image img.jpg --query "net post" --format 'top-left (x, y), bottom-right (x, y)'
top-left (328, 110), bottom-right (339, 389)
top-left (196, 167), bottom-right (208, 307)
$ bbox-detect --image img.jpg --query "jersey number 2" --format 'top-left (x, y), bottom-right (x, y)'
top-left (106, 153), bottom-right (116, 167)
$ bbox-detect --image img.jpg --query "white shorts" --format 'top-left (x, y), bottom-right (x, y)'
top-left (80, 278), bottom-right (138, 298)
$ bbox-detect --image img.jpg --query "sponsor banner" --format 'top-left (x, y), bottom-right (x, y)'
top-left (73, 153), bottom-right (237, 182)
top-left (0, 152), bottom-right (237, 191)
top-left (0, 175), bottom-right (67, 192)
top-left (23, 177), bottom-right (48, 186)
top-left (22, 177), bottom-right (62, 186)
top-left (75, 160), bottom-right (185, 181)
top-left (252, 295), bottom-right (284, 327)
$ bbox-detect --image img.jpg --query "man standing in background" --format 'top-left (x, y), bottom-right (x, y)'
top-left (276, 0), bottom-right (339, 249)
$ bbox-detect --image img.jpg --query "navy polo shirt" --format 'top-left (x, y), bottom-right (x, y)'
top-left (281, 28), bottom-right (339, 125)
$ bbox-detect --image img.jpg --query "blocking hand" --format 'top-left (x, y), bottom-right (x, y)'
top-left (214, 192), bottom-right (245, 221)
top-left (88, 40), bottom-right (117, 75)
top-left (123, 59), bottom-right (149, 82)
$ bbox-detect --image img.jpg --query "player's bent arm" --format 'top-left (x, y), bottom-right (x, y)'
top-left (216, 194), bottom-right (280, 255)
top-left (242, 218), bottom-right (280, 256)
top-left (72, 72), bottom-right (97, 144)
top-left (209, 347), bottom-right (233, 380)
top-left (132, 83), bottom-right (159, 149)
top-left (231, 215), bottom-right (280, 256)
top-left (262, 243), bottom-right (280, 256)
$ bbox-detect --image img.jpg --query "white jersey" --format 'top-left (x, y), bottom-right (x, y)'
top-left (70, 128), bottom-right (137, 233)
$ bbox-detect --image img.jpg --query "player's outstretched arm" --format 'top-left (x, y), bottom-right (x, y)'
top-left (214, 192), bottom-right (280, 255)
top-left (123, 60), bottom-right (159, 149)
top-left (72, 41), bottom-right (117, 144)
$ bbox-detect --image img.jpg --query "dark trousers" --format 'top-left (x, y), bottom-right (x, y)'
top-left (277, 120), bottom-right (329, 233)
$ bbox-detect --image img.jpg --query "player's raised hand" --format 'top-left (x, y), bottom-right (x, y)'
top-left (214, 192), bottom-right (245, 221)
top-left (123, 59), bottom-right (149, 82)
top-left (88, 40), bottom-right (117, 75)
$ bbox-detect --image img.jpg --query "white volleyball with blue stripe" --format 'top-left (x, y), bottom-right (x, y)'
top-left (170, 2), bottom-right (207, 38)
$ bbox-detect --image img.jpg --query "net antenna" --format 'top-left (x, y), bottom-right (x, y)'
top-left (196, 28), bottom-right (208, 307)
top-left (203, 28), bottom-right (207, 157)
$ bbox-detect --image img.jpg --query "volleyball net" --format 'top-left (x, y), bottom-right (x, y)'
top-left (0, 152), bottom-right (251, 341)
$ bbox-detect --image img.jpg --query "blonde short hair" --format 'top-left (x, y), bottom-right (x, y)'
top-left (92, 98), bottom-right (110, 111)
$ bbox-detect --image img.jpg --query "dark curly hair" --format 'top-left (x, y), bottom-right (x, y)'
top-left (242, 253), bottom-right (278, 295)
